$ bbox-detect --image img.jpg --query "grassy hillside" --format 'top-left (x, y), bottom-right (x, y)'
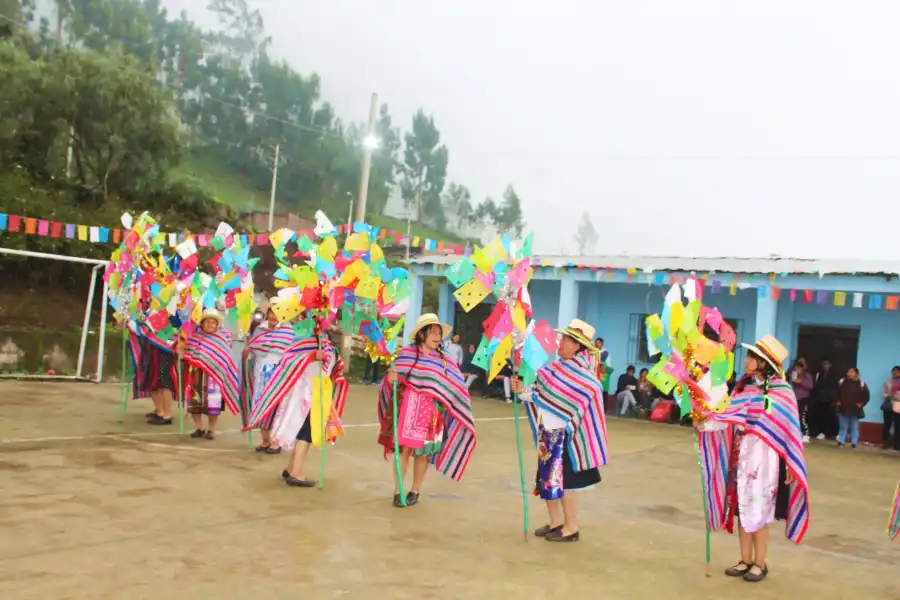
top-left (173, 153), bottom-right (468, 243)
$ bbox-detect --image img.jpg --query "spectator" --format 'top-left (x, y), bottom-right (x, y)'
top-left (461, 343), bottom-right (479, 390)
top-left (636, 368), bottom-right (655, 411)
top-left (443, 334), bottom-right (464, 367)
top-left (363, 355), bottom-right (381, 386)
top-left (594, 337), bottom-right (611, 365)
top-left (594, 337), bottom-right (614, 394)
top-left (881, 366), bottom-right (900, 451)
top-left (836, 367), bottom-right (869, 449)
top-left (788, 357), bottom-right (814, 444)
top-left (615, 365), bottom-right (639, 416)
top-left (811, 358), bottom-right (840, 440)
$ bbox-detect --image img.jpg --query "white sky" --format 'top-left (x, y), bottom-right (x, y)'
top-left (164, 0), bottom-right (900, 258)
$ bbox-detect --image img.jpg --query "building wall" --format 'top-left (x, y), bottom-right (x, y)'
top-left (776, 299), bottom-right (900, 424)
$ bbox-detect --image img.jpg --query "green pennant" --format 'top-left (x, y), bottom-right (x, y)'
top-left (445, 259), bottom-right (476, 288)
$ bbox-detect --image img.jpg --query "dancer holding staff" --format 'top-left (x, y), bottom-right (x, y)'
top-left (694, 335), bottom-right (809, 583)
top-left (510, 318), bottom-right (609, 543)
top-left (242, 301), bottom-right (295, 453)
top-left (380, 314), bottom-right (476, 508)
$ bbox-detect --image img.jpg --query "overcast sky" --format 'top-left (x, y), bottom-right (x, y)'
top-left (165, 0), bottom-right (900, 259)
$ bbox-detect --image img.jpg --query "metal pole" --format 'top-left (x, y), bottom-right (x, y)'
top-left (267, 142), bottom-right (280, 231)
top-left (0, 247), bottom-right (104, 265)
top-left (406, 169), bottom-right (424, 262)
top-left (76, 267), bottom-right (99, 379)
top-left (347, 193), bottom-right (354, 234)
top-left (96, 274), bottom-right (109, 382)
top-left (354, 93), bottom-right (379, 223)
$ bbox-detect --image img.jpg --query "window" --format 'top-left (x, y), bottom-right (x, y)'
top-left (630, 313), bottom-right (741, 364)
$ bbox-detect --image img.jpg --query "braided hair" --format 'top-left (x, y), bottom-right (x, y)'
top-left (408, 326), bottom-right (448, 379)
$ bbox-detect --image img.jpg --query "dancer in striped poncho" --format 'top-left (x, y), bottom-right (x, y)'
top-left (381, 314), bottom-right (475, 508)
top-left (182, 309), bottom-right (241, 440)
top-left (695, 335), bottom-right (809, 584)
top-left (241, 304), bottom-right (295, 454)
top-left (511, 318), bottom-right (609, 543)
top-left (245, 326), bottom-right (347, 488)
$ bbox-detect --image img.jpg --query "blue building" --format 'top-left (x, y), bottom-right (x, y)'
top-left (405, 254), bottom-right (900, 441)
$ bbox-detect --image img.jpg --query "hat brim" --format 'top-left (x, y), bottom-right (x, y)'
top-left (409, 320), bottom-right (452, 342)
top-left (741, 343), bottom-right (784, 376)
top-left (555, 328), bottom-right (595, 349)
top-left (200, 314), bottom-right (225, 327)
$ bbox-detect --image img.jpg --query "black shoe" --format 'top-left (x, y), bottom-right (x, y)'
top-left (147, 415), bottom-right (172, 426)
top-left (284, 475), bottom-right (315, 487)
top-left (725, 561), bottom-right (751, 577)
top-left (533, 524), bottom-right (563, 538)
top-left (743, 564), bottom-right (768, 583)
top-left (264, 446), bottom-right (282, 454)
top-left (393, 494), bottom-right (406, 508)
top-left (405, 492), bottom-right (420, 506)
top-left (545, 530), bottom-right (579, 542)
top-left (145, 411), bottom-right (157, 418)
top-left (190, 429), bottom-right (205, 438)
top-left (281, 470), bottom-right (290, 479)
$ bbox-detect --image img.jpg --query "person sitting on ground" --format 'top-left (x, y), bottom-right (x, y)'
top-left (634, 368), bottom-right (654, 414)
top-left (615, 366), bottom-right (639, 416)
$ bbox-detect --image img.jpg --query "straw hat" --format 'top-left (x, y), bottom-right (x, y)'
top-left (741, 334), bottom-right (789, 377)
top-left (409, 313), bottom-right (452, 342)
top-left (556, 318), bottom-right (596, 349)
top-left (199, 308), bottom-right (224, 327)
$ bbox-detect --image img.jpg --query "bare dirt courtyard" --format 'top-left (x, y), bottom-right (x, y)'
top-left (0, 381), bottom-right (898, 599)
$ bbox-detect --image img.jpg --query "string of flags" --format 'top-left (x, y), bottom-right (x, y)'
top-left (0, 212), bottom-right (466, 255)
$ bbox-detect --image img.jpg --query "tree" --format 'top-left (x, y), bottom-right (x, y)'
top-left (400, 109), bottom-right (448, 224)
top-left (496, 184), bottom-right (526, 237)
top-left (442, 181), bottom-right (471, 232)
top-left (574, 211), bottom-right (599, 255)
top-left (0, 0), bottom-right (22, 39)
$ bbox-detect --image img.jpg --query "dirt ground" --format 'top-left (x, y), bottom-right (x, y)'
top-left (0, 381), bottom-right (898, 600)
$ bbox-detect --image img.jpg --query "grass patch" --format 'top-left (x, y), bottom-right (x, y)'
top-left (170, 153), bottom-right (269, 212)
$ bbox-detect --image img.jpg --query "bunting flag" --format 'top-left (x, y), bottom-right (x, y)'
top-left (0, 212), bottom-right (466, 255)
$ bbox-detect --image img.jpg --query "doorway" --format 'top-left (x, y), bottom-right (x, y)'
top-left (795, 325), bottom-right (860, 376)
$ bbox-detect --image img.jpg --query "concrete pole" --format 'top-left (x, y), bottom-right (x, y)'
top-left (267, 142), bottom-right (280, 231)
top-left (354, 93), bottom-right (379, 223)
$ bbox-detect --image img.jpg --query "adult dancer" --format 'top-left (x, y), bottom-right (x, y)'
top-left (511, 318), bottom-right (609, 543)
top-left (380, 314), bottom-right (476, 508)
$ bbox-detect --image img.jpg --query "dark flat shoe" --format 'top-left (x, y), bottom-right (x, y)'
top-left (147, 415), bottom-right (173, 426)
top-left (743, 564), bottom-right (768, 583)
top-left (405, 492), bottom-right (420, 506)
top-left (145, 411), bottom-right (157, 418)
top-left (204, 431), bottom-right (216, 440)
top-left (264, 446), bottom-right (282, 454)
top-left (255, 444), bottom-right (270, 452)
top-left (725, 561), bottom-right (751, 577)
top-left (545, 530), bottom-right (579, 542)
top-left (190, 429), bottom-right (205, 438)
top-left (393, 494), bottom-right (406, 508)
top-left (284, 475), bottom-right (315, 488)
top-left (281, 470), bottom-right (290, 479)
top-left (534, 524), bottom-right (563, 538)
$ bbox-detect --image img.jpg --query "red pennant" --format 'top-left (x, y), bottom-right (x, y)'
top-left (50, 221), bottom-right (62, 238)
top-left (8, 215), bottom-right (21, 232)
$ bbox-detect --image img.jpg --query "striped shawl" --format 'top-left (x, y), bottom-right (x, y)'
top-left (243, 337), bottom-right (347, 432)
top-left (240, 323), bottom-right (296, 424)
top-left (889, 481), bottom-right (900, 541)
top-left (525, 351), bottom-right (609, 471)
top-left (697, 377), bottom-right (810, 544)
top-left (377, 346), bottom-right (476, 482)
top-left (183, 327), bottom-right (240, 415)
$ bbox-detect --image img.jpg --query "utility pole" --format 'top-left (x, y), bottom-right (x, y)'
top-left (267, 142), bottom-right (280, 231)
top-left (58, 3), bottom-right (74, 180)
top-left (406, 167), bottom-right (426, 262)
top-left (354, 93), bottom-right (379, 223)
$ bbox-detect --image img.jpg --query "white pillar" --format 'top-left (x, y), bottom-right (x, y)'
top-left (402, 274), bottom-right (425, 344)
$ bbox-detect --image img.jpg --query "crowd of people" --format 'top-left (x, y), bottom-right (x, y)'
top-left (786, 357), bottom-right (900, 451)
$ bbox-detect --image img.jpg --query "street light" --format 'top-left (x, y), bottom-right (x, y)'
top-left (363, 134), bottom-right (379, 149)
top-left (354, 93), bottom-right (379, 223)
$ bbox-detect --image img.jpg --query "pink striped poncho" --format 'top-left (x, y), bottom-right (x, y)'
top-left (524, 351), bottom-right (609, 471)
top-left (889, 481), bottom-right (900, 541)
top-left (183, 327), bottom-right (240, 415)
top-left (377, 346), bottom-right (476, 482)
top-left (243, 337), bottom-right (348, 434)
top-left (239, 323), bottom-right (296, 420)
top-left (697, 377), bottom-right (810, 544)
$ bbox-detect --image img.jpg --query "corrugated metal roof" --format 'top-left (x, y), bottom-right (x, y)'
top-left (410, 254), bottom-right (900, 276)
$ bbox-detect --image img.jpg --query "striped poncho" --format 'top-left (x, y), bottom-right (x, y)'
top-left (889, 481), bottom-right (900, 541)
top-left (239, 323), bottom-right (296, 424)
top-left (377, 346), bottom-right (476, 482)
top-left (697, 378), bottom-right (810, 544)
top-left (243, 337), bottom-right (348, 432)
top-left (128, 323), bottom-right (176, 397)
top-left (183, 327), bottom-right (240, 415)
top-left (525, 351), bottom-right (609, 471)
